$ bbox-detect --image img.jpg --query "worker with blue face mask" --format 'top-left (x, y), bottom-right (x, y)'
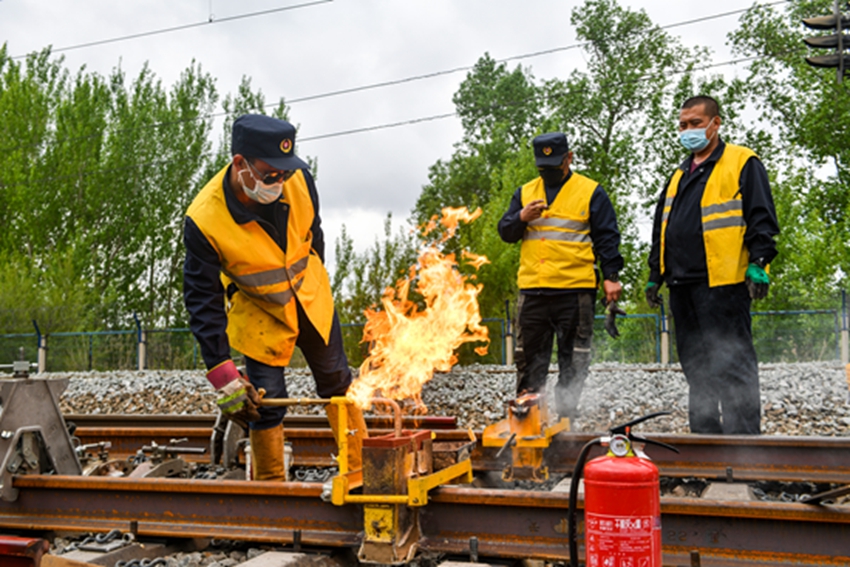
top-left (183, 114), bottom-right (368, 479)
top-left (646, 95), bottom-right (780, 435)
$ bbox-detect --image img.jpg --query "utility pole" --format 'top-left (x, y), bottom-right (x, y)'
top-left (802, 0), bottom-right (850, 83)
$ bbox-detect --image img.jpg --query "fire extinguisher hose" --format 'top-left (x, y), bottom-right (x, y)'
top-left (568, 436), bottom-right (604, 567)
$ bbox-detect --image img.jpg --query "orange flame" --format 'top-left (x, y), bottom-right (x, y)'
top-left (347, 207), bottom-right (490, 410)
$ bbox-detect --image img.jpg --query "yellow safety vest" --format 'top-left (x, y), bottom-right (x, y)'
top-left (660, 143), bottom-right (756, 287)
top-left (517, 173), bottom-right (599, 290)
top-left (186, 166), bottom-right (334, 366)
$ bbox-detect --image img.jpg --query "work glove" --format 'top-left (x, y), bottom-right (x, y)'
top-left (207, 360), bottom-right (261, 429)
top-left (645, 281), bottom-right (663, 309)
top-left (745, 263), bottom-right (770, 300)
top-left (601, 299), bottom-right (627, 339)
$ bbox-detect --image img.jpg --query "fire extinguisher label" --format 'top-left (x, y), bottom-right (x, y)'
top-left (585, 512), bottom-right (660, 567)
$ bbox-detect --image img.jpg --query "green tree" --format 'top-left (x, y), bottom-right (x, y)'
top-left (411, 0), bottom-right (711, 322)
top-left (728, 0), bottom-right (850, 308)
top-left (413, 54), bottom-right (542, 227)
top-left (544, 0), bottom-right (708, 300)
top-left (0, 44), bottom-right (290, 334)
top-left (333, 214), bottom-right (418, 325)
top-left (329, 215), bottom-right (418, 367)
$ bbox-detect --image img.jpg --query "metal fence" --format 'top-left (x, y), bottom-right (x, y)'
top-left (2, 299), bottom-right (848, 372)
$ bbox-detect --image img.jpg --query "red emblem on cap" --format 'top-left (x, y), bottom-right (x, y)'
top-left (543, 147), bottom-right (553, 156)
top-left (280, 139), bottom-right (293, 153)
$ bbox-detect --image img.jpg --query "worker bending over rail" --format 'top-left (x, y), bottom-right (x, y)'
top-left (183, 114), bottom-right (367, 479)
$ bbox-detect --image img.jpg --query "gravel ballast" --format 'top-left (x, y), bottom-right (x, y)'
top-left (49, 361), bottom-right (850, 436)
top-left (28, 361), bottom-right (850, 566)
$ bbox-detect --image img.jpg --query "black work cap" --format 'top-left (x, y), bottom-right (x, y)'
top-left (231, 114), bottom-right (309, 171)
top-left (533, 132), bottom-right (570, 167)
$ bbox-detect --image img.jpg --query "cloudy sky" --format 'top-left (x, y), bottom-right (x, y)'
top-left (1, 0), bottom-right (771, 268)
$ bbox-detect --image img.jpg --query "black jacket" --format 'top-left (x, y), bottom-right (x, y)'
top-left (648, 140), bottom-right (779, 286)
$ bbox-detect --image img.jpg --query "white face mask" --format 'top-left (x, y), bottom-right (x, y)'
top-left (239, 161), bottom-right (284, 204)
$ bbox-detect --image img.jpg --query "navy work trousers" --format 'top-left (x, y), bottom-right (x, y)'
top-left (668, 281), bottom-right (761, 434)
top-left (514, 292), bottom-right (595, 420)
top-left (245, 302), bottom-right (352, 431)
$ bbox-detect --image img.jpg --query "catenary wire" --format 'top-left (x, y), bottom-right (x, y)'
top-left (283, 0), bottom-right (792, 107)
top-left (0, 0), bottom-right (793, 155)
top-left (0, 45), bottom-right (806, 190)
top-left (8, 0), bottom-right (333, 60)
top-left (296, 47), bottom-right (805, 143)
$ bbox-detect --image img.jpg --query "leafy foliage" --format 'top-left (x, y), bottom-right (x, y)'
top-left (728, 0), bottom-right (850, 307)
top-left (0, 45), bottom-right (287, 333)
top-left (3, 0), bottom-right (848, 358)
top-left (410, 0), bottom-right (711, 320)
top-left (332, 214), bottom-right (418, 325)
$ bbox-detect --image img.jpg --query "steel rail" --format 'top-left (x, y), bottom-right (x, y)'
top-left (65, 414), bottom-right (458, 429)
top-left (519, 432), bottom-right (850, 484)
top-left (70, 419), bottom-right (850, 483)
top-left (1, 476), bottom-right (848, 566)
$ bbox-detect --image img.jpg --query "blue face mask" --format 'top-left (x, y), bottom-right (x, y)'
top-left (679, 119), bottom-right (716, 152)
top-left (679, 128), bottom-right (710, 152)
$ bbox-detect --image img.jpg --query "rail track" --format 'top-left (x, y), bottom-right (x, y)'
top-left (68, 414), bottom-right (850, 484)
top-left (0, 414), bottom-right (841, 566)
top-left (4, 476), bottom-right (850, 567)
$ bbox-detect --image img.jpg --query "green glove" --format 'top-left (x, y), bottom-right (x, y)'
top-left (645, 281), bottom-right (662, 308)
top-left (745, 263), bottom-right (770, 300)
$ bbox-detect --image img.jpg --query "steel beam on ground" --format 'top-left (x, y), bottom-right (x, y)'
top-left (658, 497), bottom-right (850, 566)
top-left (0, 477), bottom-right (848, 565)
top-left (69, 418), bottom-right (850, 484)
top-left (475, 433), bottom-right (850, 484)
top-left (2, 476), bottom-right (360, 546)
top-left (642, 433), bottom-right (850, 483)
top-left (65, 414), bottom-right (458, 430)
top-left (425, 488), bottom-right (850, 566)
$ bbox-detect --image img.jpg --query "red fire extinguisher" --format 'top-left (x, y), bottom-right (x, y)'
top-left (568, 412), bottom-right (678, 567)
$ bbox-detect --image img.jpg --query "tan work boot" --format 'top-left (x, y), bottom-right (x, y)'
top-left (326, 403), bottom-right (369, 471)
top-left (249, 424), bottom-right (287, 481)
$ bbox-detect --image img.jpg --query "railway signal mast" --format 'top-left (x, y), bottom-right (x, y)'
top-left (803, 0), bottom-right (850, 83)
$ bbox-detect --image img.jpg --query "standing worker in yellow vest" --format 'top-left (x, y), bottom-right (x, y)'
top-left (183, 114), bottom-right (367, 480)
top-left (498, 133), bottom-right (624, 422)
top-left (646, 96), bottom-right (779, 434)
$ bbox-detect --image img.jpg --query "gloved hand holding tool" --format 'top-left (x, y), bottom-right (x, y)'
top-left (644, 281), bottom-right (663, 309)
top-left (601, 298), bottom-right (627, 339)
top-left (207, 360), bottom-right (261, 429)
top-left (745, 263), bottom-right (770, 300)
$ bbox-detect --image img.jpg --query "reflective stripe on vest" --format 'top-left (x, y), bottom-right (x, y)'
top-left (237, 276), bottom-right (305, 306)
top-left (186, 166), bottom-right (334, 366)
top-left (660, 143), bottom-right (756, 287)
top-left (223, 255), bottom-right (309, 299)
top-left (523, 230), bottom-right (592, 243)
top-left (517, 173), bottom-right (598, 290)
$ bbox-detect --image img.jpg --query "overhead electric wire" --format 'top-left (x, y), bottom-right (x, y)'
top-left (658, 4), bottom-right (786, 31)
top-left (0, 44), bottom-right (806, 190)
top-left (299, 112), bottom-right (457, 142)
top-left (1, 0), bottom-right (794, 155)
top-left (302, 47), bottom-right (805, 143)
top-left (8, 0), bottom-right (333, 60)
